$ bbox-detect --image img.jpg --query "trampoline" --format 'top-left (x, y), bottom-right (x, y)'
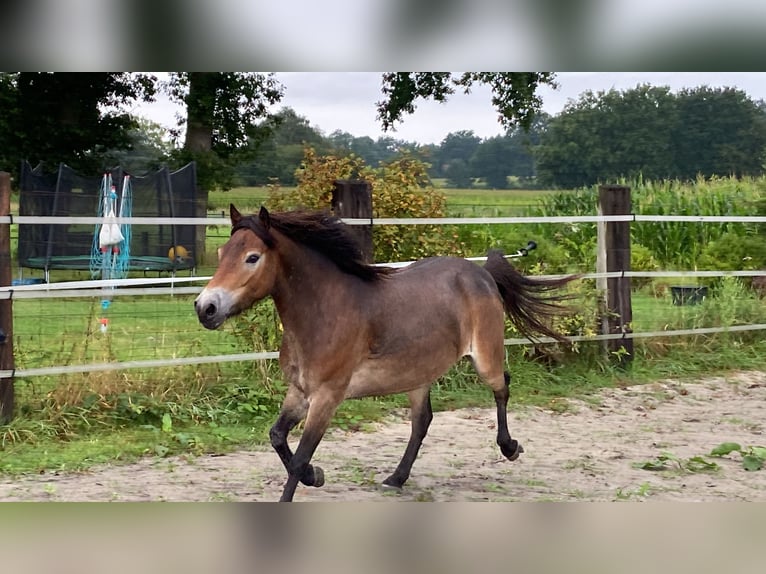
top-left (18, 162), bottom-right (198, 281)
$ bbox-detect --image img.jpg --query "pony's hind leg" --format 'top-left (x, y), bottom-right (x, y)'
top-left (382, 386), bottom-right (433, 489)
top-left (471, 350), bottom-right (524, 461)
top-left (270, 385), bottom-right (324, 489)
top-left (494, 371), bottom-right (524, 461)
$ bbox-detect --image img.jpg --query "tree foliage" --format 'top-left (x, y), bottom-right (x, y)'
top-left (3, 73), bottom-right (765, 196)
top-left (0, 72), bottom-right (157, 175)
top-left (328, 132), bottom-right (397, 167)
top-left (436, 130), bottom-right (481, 186)
top-left (166, 72), bottom-right (284, 190)
top-left (103, 118), bottom-right (175, 174)
top-left (237, 107), bottom-right (331, 186)
top-left (672, 87), bottom-right (766, 180)
top-left (536, 85), bottom-right (766, 188)
top-left (377, 72), bottom-right (557, 132)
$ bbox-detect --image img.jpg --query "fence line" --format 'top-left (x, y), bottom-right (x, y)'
top-left (3, 323), bottom-right (765, 380)
top-left (2, 209), bottom-right (764, 382)
top-left (3, 269), bottom-right (766, 300)
top-left (3, 214), bottom-right (766, 226)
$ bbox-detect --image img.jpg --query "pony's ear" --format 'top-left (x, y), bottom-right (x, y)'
top-left (230, 204), bottom-right (242, 226)
top-left (258, 206), bottom-right (271, 229)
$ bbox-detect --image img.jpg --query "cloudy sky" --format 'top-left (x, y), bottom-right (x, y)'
top-left (137, 72), bottom-right (766, 146)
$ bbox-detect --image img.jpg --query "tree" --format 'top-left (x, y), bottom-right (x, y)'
top-left (435, 130), bottom-right (482, 179)
top-left (376, 73), bottom-right (557, 132)
top-left (0, 74), bottom-right (19, 174)
top-left (238, 107), bottom-right (329, 186)
top-left (470, 136), bottom-right (512, 189)
top-left (505, 112), bottom-right (550, 182)
top-left (164, 73), bottom-right (284, 263)
top-left (535, 84), bottom-right (766, 188)
top-left (444, 157), bottom-right (473, 188)
top-left (327, 131), bottom-right (406, 167)
top-left (468, 116), bottom-right (547, 189)
top-left (535, 85), bottom-right (678, 187)
top-left (671, 86), bottom-right (766, 179)
top-left (104, 118), bottom-right (174, 173)
top-left (0, 72), bottom-right (157, 175)
top-left (165, 72), bottom-right (284, 191)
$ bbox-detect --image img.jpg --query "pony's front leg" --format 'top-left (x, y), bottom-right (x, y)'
top-left (280, 389), bottom-right (342, 502)
top-left (270, 385), bottom-right (324, 488)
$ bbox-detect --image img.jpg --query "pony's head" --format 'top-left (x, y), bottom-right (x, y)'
top-left (194, 204), bottom-right (278, 329)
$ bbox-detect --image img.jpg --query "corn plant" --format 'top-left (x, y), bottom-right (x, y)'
top-left (530, 176), bottom-right (765, 271)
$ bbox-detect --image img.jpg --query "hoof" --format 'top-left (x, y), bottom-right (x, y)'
top-left (311, 465), bottom-right (325, 488)
top-left (381, 475), bottom-right (405, 490)
top-left (300, 464), bottom-right (325, 488)
top-left (501, 440), bottom-right (524, 461)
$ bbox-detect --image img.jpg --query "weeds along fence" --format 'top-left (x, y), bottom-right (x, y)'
top-left (1, 179), bottom-right (766, 421)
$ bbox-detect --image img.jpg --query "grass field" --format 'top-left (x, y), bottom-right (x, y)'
top-left (441, 187), bottom-right (560, 217)
top-left (207, 185), bottom-right (560, 218)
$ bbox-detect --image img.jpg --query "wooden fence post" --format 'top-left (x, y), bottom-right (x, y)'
top-left (597, 185), bottom-right (633, 367)
top-left (332, 179), bottom-right (373, 263)
top-left (0, 171), bottom-right (14, 422)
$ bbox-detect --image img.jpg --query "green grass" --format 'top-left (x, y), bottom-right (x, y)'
top-left (13, 295), bottom-right (239, 369)
top-left (208, 186), bottom-right (276, 214)
top-left (209, 185), bottom-right (561, 218)
top-left (442, 188), bottom-right (560, 217)
top-left (0, 422), bottom-right (263, 474)
top-left (4, 327), bottom-right (765, 476)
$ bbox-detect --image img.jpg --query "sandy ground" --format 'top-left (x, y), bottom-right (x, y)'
top-left (2, 371), bottom-right (766, 502)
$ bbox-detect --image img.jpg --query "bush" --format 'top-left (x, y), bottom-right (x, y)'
top-left (664, 277), bottom-right (766, 338)
top-left (699, 232), bottom-right (766, 290)
top-left (631, 244), bottom-right (659, 291)
top-left (267, 147), bottom-right (464, 263)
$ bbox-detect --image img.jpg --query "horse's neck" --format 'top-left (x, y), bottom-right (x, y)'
top-left (271, 246), bottom-right (360, 334)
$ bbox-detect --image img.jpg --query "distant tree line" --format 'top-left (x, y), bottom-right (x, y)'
top-left (536, 84), bottom-right (766, 188)
top-left (236, 84), bottom-right (766, 190)
top-left (234, 108), bottom-right (545, 189)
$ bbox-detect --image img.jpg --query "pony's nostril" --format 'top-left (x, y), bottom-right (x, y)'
top-left (204, 303), bottom-right (217, 317)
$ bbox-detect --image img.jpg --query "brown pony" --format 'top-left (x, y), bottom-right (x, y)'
top-left (195, 205), bottom-right (574, 501)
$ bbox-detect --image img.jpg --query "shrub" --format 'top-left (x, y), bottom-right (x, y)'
top-left (699, 232), bottom-right (766, 290)
top-left (267, 147), bottom-right (464, 262)
top-left (663, 277), bottom-right (766, 341)
top-left (631, 244), bottom-right (659, 291)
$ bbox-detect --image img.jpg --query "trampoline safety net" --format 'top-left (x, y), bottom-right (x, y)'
top-left (18, 161), bottom-right (198, 276)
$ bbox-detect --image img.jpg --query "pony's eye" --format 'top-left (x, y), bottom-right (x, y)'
top-left (246, 254), bottom-right (260, 264)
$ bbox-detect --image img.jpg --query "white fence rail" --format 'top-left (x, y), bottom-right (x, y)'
top-left (4, 214), bottom-right (766, 226)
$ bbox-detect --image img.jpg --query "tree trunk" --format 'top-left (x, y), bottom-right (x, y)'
top-left (184, 73), bottom-right (214, 266)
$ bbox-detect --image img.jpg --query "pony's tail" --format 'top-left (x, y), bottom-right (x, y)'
top-left (483, 249), bottom-right (577, 344)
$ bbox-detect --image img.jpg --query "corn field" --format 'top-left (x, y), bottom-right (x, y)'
top-left (530, 175), bottom-right (766, 271)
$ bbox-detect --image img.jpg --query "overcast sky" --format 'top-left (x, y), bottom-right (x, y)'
top-left (136, 72), bottom-right (766, 146)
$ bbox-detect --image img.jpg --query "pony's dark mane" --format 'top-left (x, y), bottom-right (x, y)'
top-left (232, 209), bottom-right (391, 282)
